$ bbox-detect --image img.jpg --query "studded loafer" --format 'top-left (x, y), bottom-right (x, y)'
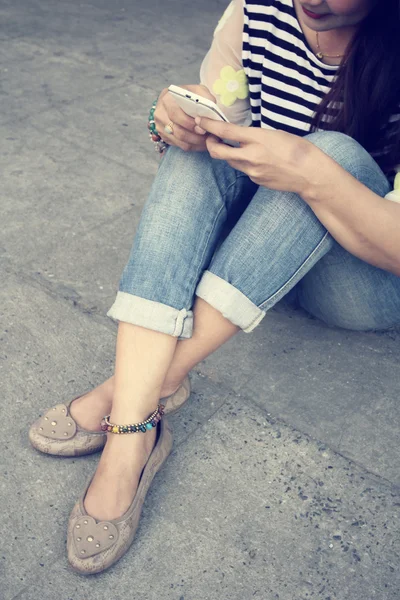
top-left (67, 417), bottom-right (173, 574)
top-left (29, 376), bottom-right (190, 457)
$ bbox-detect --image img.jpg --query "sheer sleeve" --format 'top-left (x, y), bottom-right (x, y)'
top-left (200, 0), bottom-right (251, 126)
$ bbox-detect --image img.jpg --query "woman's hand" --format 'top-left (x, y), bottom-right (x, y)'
top-left (154, 85), bottom-right (216, 152)
top-left (196, 117), bottom-right (318, 196)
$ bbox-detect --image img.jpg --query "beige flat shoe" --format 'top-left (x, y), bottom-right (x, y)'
top-left (29, 376), bottom-right (190, 457)
top-left (67, 417), bottom-right (173, 574)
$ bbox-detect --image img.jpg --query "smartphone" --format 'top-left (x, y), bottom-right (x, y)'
top-left (167, 85), bottom-right (239, 147)
top-left (168, 85), bottom-right (229, 121)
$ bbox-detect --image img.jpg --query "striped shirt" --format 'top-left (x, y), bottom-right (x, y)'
top-left (200, 0), bottom-right (399, 182)
top-left (242, 0), bottom-right (338, 135)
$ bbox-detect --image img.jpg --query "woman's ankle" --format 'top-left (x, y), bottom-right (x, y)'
top-left (109, 394), bottom-right (161, 424)
top-left (160, 375), bottom-right (186, 398)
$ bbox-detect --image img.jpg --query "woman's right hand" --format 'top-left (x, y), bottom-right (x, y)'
top-left (154, 84), bottom-right (216, 152)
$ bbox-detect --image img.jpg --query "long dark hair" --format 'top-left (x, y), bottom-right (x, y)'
top-left (311, 0), bottom-right (400, 176)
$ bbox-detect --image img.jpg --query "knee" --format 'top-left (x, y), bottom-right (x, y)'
top-left (152, 148), bottom-right (214, 209)
top-left (304, 131), bottom-right (390, 196)
top-left (158, 147), bottom-right (236, 194)
top-left (305, 130), bottom-right (363, 160)
top-left (160, 146), bottom-right (212, 175)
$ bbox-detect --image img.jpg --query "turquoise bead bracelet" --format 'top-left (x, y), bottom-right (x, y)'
top-left (148, 98), bottom-right (168, 154)
top-left (148, 99), bottom-right (160, 140)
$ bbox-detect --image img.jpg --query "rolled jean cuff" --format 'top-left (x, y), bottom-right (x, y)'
top-left (107, 291), bottom-right (194, 338)
top-left (195, 271), bottom-right (265, 333)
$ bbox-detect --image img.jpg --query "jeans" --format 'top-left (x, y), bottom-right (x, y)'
top-left (107, 131), bottom-right (400, 336)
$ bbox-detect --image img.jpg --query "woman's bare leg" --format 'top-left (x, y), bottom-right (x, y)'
top-left (161, 298), bottom-right (240, 395)
top-left (70, 298), bottom-right (239, 431)
top-left (83, 298), bottom-right (239, 521)
top-left (84, 323), bottom-right (177, 521)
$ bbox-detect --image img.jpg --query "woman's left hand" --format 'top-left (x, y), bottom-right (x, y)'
top-left (196, 117), bottom-right (317, 196)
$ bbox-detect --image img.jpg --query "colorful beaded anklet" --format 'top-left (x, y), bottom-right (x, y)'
top-left (100, 404), bottom-right (165, 434)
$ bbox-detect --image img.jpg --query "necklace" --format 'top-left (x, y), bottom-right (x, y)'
top-left (315, 31), bottom-right (345, 60)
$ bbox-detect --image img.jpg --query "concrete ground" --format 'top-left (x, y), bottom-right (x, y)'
top-left (1, 0), bottom-right (399, 598)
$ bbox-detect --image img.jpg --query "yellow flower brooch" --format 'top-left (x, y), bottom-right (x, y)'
top-left (213, 66), bottom-right (249, 107)
top-left (385, 171), bottom-right (400, 203)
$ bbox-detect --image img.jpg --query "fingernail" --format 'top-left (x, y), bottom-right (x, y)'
top-left (194, 116), bottom-right (201, 125)
top-left (195, 126), bottom-right (206, 135)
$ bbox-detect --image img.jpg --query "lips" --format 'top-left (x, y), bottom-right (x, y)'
top-left (302, 6), bottom-right (330, 19)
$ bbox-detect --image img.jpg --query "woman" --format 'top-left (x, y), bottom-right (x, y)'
top-left (29, 0), bottom-right (400, 574)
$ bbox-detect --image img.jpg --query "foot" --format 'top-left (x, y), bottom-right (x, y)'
top-left (69, 377), bottom-right (183, 432)
top-left (83, 426), bottom-right (157, 521)
top-left (69, 377), bottom-right (114, 431)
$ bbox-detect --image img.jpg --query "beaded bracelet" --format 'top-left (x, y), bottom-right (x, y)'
top-left (100, 404), bottom-right (165, 434)
top-left (148, 99), bottom-right (168, 154)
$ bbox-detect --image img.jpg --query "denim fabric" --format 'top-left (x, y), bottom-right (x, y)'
top-left (107, 131), bottom-right (400, 336)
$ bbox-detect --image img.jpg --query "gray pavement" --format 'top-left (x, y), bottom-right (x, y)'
top-left (1, 1), bottom-right (399, 598)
